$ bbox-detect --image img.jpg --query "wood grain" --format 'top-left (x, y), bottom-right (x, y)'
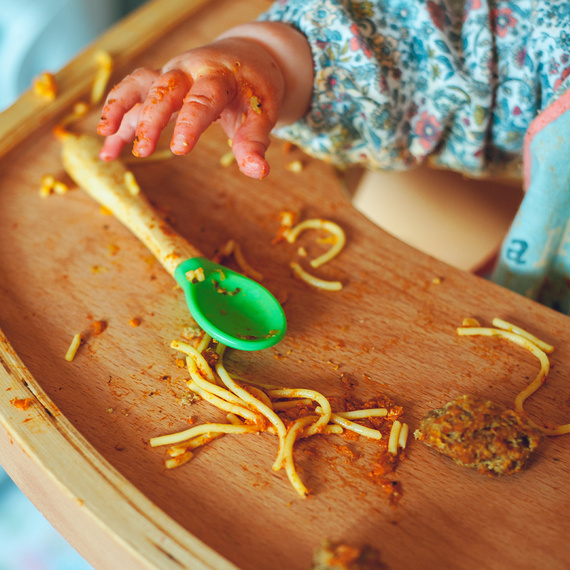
top-left (1, 1), bottom-right (569, 569)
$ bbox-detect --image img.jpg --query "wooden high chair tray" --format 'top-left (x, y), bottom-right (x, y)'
top-left (1, 1), bottom-right (569, 568)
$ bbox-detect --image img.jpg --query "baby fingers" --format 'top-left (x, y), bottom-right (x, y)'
top-left (99, 104), bottom-right (142, 161)
top-left (132, 69), bottom-right (192, 157)
top-left (170, 72), bottom-right (237, 155)
top-left (97, 67), bottom-right (160, 136)
top-left (227, 113), bottom-right (273, 180)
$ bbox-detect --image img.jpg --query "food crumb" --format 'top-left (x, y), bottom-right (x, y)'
top-left (181, 326), bottom-right (204, 341)
top-left (53, 181), bottom-right (69, 194)
top-left (124, 171), bottom-right (140, 195)
top-left (108, 243), bottom-right (120, 256)
top-left (461, 317), bottom-right (481, 327)
top-left (39, 175), bottom-right (55, 197)
top-left (282, 141), bottom-right (296, 153)
top-left (93, 320), bottom-right (107, 335)
top-left (129, 318), bottom-right (141, 327)
top-left (32, 71), bottom-right (57, 100)
top-left (39, 174), bottom-right (68, 197)
top-left (250, 95), bottom-right (262, 114)
top-left (312, 540), bottom-right (383, 569)
top-left (91, 49), bottom-right (113, 105)
top-left (185, 267), bottom-right (205, 283)
top-left (11, 398), bottom-right (34, 411)
top-left (220, 150), bottom-right (236, 167)
top-left (65, 333), bottom-right (83, 362)
top-left (286, 160), bottom-right (304, 173)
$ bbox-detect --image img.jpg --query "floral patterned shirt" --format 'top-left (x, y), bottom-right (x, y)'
top-left (259, 0), bottom-right (570, 177)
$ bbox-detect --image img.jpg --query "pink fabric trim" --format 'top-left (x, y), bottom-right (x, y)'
top-left (523, 89), bottom-right (570, 189)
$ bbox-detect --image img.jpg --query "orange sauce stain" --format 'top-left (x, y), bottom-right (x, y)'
top-left (11, 398), bottom-right (33, 411)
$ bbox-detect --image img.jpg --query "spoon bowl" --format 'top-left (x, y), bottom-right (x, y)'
top-left (175, 258), bottom-right (286, 350)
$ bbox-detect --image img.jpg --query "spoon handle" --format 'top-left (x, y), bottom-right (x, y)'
top-left (61, 134), bottom-right (200, 276)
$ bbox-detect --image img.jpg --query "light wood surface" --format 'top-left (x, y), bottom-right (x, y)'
top-left (1, 1), bottom-right (570, 569)
top-left (61, 133), bottom-right (201, 275)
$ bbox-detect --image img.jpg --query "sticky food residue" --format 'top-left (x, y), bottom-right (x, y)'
top-left (11, 398), bottom-right (34, 411)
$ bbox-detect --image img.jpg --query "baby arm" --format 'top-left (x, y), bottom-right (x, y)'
top-left (97, 22), bottom-right (314, 179)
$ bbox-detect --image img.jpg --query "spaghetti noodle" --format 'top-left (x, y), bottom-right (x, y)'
top-left (150, 335), bottom-right (408, 497)
top-left (65, 333), bottom-right (82, 362)
top-left (457, 318), bottom-right (569, 436)
top-left (290, 262), bottom-right (343, 291)
top-left (281, 217), bottom-right (346, 291)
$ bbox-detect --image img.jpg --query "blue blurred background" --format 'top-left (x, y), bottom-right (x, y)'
top-left (0, 468), bottom-right (93, 570)
top-left (1, 1), bottom-right (145, 568)
top-left (0, 0), bottom-right (146, 110)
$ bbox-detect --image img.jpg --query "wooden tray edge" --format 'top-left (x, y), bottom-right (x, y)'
top-left (0, 325), bottom-right (238, 569)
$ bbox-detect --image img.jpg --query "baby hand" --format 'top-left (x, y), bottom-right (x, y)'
top-left (97, 36), bottom-right (286, 179)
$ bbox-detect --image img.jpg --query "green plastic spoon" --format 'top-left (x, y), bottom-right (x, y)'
top-left (61, 134), bottom-right (286, 351)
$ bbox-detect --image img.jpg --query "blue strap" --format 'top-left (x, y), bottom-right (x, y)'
top-left (492, 106), bottom-right (570, 313)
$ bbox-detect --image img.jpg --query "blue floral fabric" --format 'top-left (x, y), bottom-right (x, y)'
top-left (260, 0), bottom-right (570, 178)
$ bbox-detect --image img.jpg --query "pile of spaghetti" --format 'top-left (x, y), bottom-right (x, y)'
top-left (150, 333), bottom-right (408, 497)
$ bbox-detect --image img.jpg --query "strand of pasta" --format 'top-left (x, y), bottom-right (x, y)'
top-left (290, 261), bottom-right (342, 291)
top-left (319, 425), bottom-right (344, 436)
top-left (196, 333), bottom-right (213, 354)
top-left (241, 384), bottom-right (274, 409)
top-left (171, 340), bottom-right (217, 382)
top-left (457, 323), bottom-right (570, 436)
top-left (272, 398), bottom-right (313, 411)
top-left (213, 239), bottom-right (264, 281)
top-left (165, 430), bottom-right (231, 468)
top-left (268, 388), bottom-right (332, 437)
top-left (284, 219), bottom-right (346, 268)
top-left (283, 416), bottom-right (317, 497)
top-left (90, 50), bottom-right (113, 105)
top-left (167, 433), bottom-right (224, 457)
top-left (150, 422), bottom-right (259, 448)
top-left (334, 409), bottom-right (388, 420)
top-left (457, 327), bottom-right (550, 411)
top-left (293, 422), bottom-right (344, 438)
top-left (154, 336), bottom-right (407, 495)
top-left (542, 422), bottom-right (570, 435)
top-left (186, 356), bottom-right (254, 411)
top-left (165, 451), bottom-right (194, 469)
top-left (316, 410), bottom-right (382, 440)
top-left (398, 422), bottom-right (409, 449)
top-left (491, 318), bottom-right (554, 353)
top-left (388, 420), bottom-right (403, 454)
top-left (186, 378), bottom-right (261, 424)
top-left (215, 345), bottom-right (288, 471)
top-left (226, 413), bottom-right (245, 426)
top-left (232, 241), bottom-right (264, 281)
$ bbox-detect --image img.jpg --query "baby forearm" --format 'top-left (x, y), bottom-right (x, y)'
top-left (216, 21), bottom-right (314, 127)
